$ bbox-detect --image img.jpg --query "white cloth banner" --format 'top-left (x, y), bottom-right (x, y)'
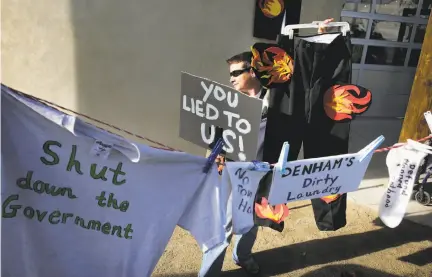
top-left (1, 86), bottom-right (226, 277)
top-left (268, 139), bottom-right (381, 205)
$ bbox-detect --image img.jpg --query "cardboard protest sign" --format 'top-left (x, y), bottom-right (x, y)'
top-left (179, 72), bottom-right (263, 161)
top-left (268, 141), bottom-right (378, 205)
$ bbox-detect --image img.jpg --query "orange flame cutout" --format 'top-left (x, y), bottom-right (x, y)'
top-left (255, 197), bottom-right (289, 223)
top-left (321, 194), bottom-right (341, 204)
top-left (259, 0), bottom-right (284, 18)
top-left (323, 84), bottom-right (372, 121)
top-left (251, 46), bottom-right (293, 87)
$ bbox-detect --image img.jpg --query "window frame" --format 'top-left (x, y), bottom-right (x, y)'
top-left (342, 0), bottom-right (429, 72)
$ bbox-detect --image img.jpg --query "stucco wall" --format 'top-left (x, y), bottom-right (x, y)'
top-left (2, 0), bottom-right (343, 155)
top-left (299, 0), bottom-right (345, 25)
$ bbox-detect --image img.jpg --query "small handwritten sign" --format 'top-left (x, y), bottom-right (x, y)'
top-left (383, 159), bottom-right (416, 207)
top-left (268, 147), bottom-right (374, 205)
top-left (225, 162), bottom-right (264, 234)
top-left (179, 72), bottom-right (262, 161)
top-left (379, 147), bottom-right (427, 228)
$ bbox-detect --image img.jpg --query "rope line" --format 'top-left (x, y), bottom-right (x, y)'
top-left (373, 134), bottom-right (432, 153)
top-left (7, 86), bottom-right (432, 156)
top-left (11, 88), bottom-right (180, 152)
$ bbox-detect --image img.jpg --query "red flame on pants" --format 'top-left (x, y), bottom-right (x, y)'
top-left (255, 197), bottom-right (290, 223)
top-left (251, 46), bottom-right (294, 87)
top-left (323, 84), bottom-right (372, 121)
top-left (321, 194), bottom-right (341, 204)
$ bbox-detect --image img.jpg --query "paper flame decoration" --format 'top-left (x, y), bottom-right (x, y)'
top-left (255, 197), bottom-right (290, 223)
top-left (320, 194), bottom-right (341, 204)
top-left (323, 84), bottom-right (372, 121)
top-left (259, 0), bottom-right (284, 18)
top-left (215, 155), bottom-right (225, 175)
top-left (251, 46), bottom-right (294, 88)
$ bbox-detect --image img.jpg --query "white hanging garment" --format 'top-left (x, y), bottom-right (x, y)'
top-left (379, 140), bottom-right (432, 228)
top-left (223, 162), bottom-right (266, 235)
top-left (1, 86), bottom-right (226, 277)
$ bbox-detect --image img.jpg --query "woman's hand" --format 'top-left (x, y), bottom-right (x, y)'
top-left (318, 18), bottom-right (334, 34)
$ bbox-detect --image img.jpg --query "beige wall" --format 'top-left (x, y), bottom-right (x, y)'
top-left (300, 0), bottom-right (345, 24)
top-left (2, 0), bottom-right (342, 155)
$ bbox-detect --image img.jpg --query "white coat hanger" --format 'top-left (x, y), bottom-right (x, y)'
top-left (280, 10), bottom-right (287, 34)
top-left (282, 21), bottom-right (350, 39)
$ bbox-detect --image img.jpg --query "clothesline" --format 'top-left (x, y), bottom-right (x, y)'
top-left (374, 135), bottom-right (432, 152)
top-left (10, 87), bottom-right (179, 152)
top-left (11, 87), bottom-right (432, 156)
top-left (3, 86), bottom-right (428, 277)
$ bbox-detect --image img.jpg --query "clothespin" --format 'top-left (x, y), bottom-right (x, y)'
top-left (358, 135), bottom-right (385, 162)
top-left (248, 160), bottom-right (272, 172)
top-left (203, 138), bottom-right (225, 173)
top-left (274, 142), bottom-right (290, 175)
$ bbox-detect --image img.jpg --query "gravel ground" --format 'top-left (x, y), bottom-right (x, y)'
top-left (152, 200), bottom-right (432, 277)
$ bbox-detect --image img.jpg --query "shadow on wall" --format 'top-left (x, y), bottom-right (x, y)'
top-left (68, 0), bottom-right (259, 155)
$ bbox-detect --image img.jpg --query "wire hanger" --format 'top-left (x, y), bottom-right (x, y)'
top-left (282, 21), bottom-right (350, 39)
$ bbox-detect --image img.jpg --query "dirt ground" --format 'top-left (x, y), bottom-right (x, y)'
top-left (152, 200), bottom-right (432, 277)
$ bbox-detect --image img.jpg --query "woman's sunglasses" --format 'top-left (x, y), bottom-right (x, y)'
top-left (229, 67), bottom-right (251, 77)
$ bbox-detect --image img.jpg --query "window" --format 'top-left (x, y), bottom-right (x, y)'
top-left (343, 0), bottom-right (372, 13)
top-left (414, 24), bottom-right (427, 42)
top-left (408, 48), bottom-right (421, 67)
top-left (341, 0), bottom-right (429, 70)
top-left (365, 46), bottom-right (407, 65)
top-left (420, 0), bottom-right (431, 18)
top-left (352, 45), bottom-right (364, 63)
top-left (370, 20), bottom-right (413, 42)
top-left (375, 0), bottom-right (418, 17)
top-left (341, 16), bottom-right (369, 38)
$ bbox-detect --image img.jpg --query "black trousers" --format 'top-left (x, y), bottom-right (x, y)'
top-left (261, 33), bottom-right (353, 231)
